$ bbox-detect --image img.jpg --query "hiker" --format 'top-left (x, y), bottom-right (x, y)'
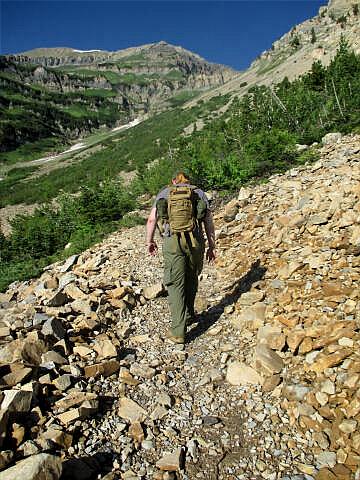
top-left (146, 171), bottom-right (216, 344)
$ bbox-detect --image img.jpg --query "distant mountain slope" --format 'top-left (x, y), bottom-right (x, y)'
top-left (9, 41), bottom-right (235, 112)
top-left (0, 41), bottom-right (235, 158)
top-left (185, 0), bottom-right (360, 107)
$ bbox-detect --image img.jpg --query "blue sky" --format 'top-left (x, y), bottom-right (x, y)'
top-left (1, 1), bottom-right (327, 70)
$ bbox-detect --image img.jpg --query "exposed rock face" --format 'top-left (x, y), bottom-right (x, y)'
top-left (186, 0), bottom-right (360, 108)
top-left (328, 0), bottom-right (355, 17)
top-left (5, 41), bottom-right (236, 115)
top-left (0, 453), bottom-right (61, 480)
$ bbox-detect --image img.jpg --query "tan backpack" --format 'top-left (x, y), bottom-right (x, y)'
top-left (168, 185), bottom-right (196, 236)
top-left (157, 185), bottom-right (207, 246)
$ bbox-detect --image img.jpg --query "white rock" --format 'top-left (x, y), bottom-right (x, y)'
top-left (321, 379), bottom-right (335, 395)
top-left (226, 362), bottom-right (263, 386)
top-left (0, 453), bottom-right (61, 480)
top-left (322, 132), bottom-right (342, 145)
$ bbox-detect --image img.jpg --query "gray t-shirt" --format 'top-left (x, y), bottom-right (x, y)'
top-left (154, 183), bottom-right (209, 238)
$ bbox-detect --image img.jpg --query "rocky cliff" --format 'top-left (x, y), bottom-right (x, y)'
top-left (185, 0), bottom-right (360, 107)
top-left (7, 41), bottom-right (236, 113)
top-left (0, 133), bottom-right (359, 479)
top-left (0, 42), bottom-right (235, 154)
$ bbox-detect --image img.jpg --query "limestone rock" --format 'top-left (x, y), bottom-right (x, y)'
top-left (231, 303), bottom-right (266, 330)
top-left (46, 291), bottom-right (69, 307)
top-left (322, 132), bottom-right (342, 145)
top-left (130, 363), bottom-right (155, 379)
top-left (54, 391), bottom-right (97, 411)
top-left (42, 428), bottom-right (73, 449)
top-left (316, 451), bottom-right (337, 468)
top-left (41, 317), bottom-right (65, 341)
top-left (142, 282), bottom-right (165, 300)
top-left (224, 198), bottom-right (239, 222)
top-left (110, 286), bottom-right (128, 299)
top-left (118, 397), bottom-right (147, 423)
top-left (53, 374), bottom-right (72, 392)
top-left (93, 337), bottom-right (117, 359)
top-left (307, 348), bottom-right (352, 373)
top-left (1, 389), bottom-right (32, 413)
top-left (0, 453), bottom-right (61, 480)
top-left (2, 364), bottom-right (32, 387)
top-left (128, 421), bottom-right (144, 446)
top-left (41, 350), bottom-right (68, 366)
top-left (57, 400), bottom-right (98, 425)
top-left (60, 254), bottom-right (79, 273)
top-left (83, 359), bottom-right (120, 378)
top-left (238, 290), bottom-right (265, 306)
top-left (255, 344), bottom-right (284, 375)
top-left (156, 448), bottom-right (183, 472)
top-left (257, 325), bottom-right (285, 350)
top-left (226, 362), bottom-right (263, 386)
top-left (0, 338), bottom-right (46, 365)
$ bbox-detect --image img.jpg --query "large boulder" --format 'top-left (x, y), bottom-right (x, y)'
top-left (321, 132), bottom-right (342, 145)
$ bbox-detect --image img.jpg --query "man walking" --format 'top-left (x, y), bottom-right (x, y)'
top-left (146, 172), bottom-right (216, 344)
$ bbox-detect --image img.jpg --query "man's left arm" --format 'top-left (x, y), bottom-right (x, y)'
top-left (203, 206), bottom-right (216, 263)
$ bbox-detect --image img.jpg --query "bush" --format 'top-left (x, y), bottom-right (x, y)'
top-left (290, 35), bottom-right (301, 49)
top-left (78, 181), bottom-right (136, 223)
top-left (311, 28), bottom-right (317, 44)
top-left (4, 179), bottom-right (136, 263)
top-left (242, 129), bottom-right (298, 176)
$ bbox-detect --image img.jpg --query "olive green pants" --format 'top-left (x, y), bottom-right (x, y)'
top-left (163, 233), bottom-right (205, 339)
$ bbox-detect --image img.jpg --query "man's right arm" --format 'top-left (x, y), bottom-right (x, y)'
top-left (146, 207), bottom-right (158, 256)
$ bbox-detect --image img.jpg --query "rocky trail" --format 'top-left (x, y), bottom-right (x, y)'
top-left (0, 133), bottom-right (359, 480)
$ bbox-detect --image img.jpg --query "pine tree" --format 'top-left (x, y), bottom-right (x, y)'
top-left (311, 27), bottom-right (317, 44)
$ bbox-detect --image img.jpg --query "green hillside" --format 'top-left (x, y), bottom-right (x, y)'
top-left (0, 42), bottom-right (233, 164)
top-left (0, 58), bottom-right (128, 161)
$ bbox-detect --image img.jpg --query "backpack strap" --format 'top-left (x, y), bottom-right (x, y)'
top-left (189, 231), bottom-right (196, 248)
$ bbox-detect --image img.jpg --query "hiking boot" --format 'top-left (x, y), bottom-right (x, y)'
top-left (166, 330), bottom-right (185, 344)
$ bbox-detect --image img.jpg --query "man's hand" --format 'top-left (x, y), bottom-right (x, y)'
top-left (147, 241), bottom-right (158, 256)
top-left (206, 246), bottom-right (216, 263)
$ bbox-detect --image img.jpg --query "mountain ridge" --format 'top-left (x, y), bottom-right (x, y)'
top-left (12, 41), bottom-right (228, 69)
top-left (184, 0), bottom-right (360, 107)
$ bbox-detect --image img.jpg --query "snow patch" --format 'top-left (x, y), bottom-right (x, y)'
top-left (112, 118), bottom-right (142, 132)
top-left (64, 142), bottom-right (85, 153)
top-left (72, 49), bottom-right (103, 53)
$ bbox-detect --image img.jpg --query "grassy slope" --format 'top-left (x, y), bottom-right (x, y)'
top-left (0, 65), bottom-right (127, 163)
top-left (0, 94), bottom-right (230, 207)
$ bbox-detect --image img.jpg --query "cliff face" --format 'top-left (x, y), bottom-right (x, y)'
top-left (0, 42), bottom-right (236, 153)
top-left (7, 41), bottom-right (236, 113)
top-left (185, 0), bottom-right (360, 107)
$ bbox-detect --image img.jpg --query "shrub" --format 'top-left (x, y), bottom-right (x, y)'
top-left (337, 15), bottom-right (347, 26)
top-left (242, 129), bottom-right (298, 176)
top-left (311, 27), bottom-right (317, 44)
top-left (290, 35), bottom-right (301, 49)
top-left (77, 181), bottom-right (136, 223)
